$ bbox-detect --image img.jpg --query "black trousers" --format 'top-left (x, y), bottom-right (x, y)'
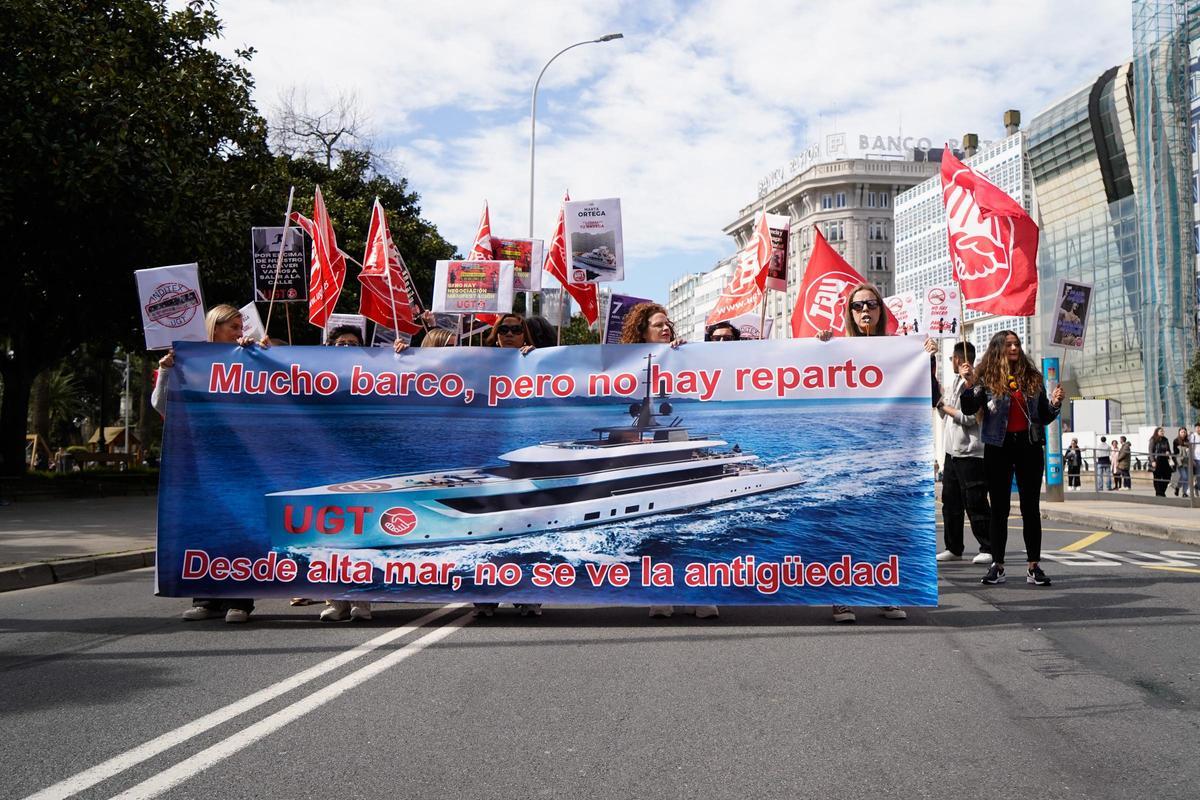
top-left (984, 433), bottom-right (1045, 565)
top-left (941, 455), bottom-right (990, 555)
top-left (1067, 466), bottom-right (1081, 487)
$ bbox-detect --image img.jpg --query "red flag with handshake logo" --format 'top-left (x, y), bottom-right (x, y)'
top-left (543, 192), bottom-right (599, 325)
top-left (706, 211), bottom-right (772, 326)
top-left (941, 148), bottom-right (1039, 316)
top-left (469, 202), bottom-right (501, 326)
top-left (358, 198), bottom-right (422, 335)
top-left (289, 185), bottom-right (347, 329)
top-left (790, 226), bottom-right (897, 337)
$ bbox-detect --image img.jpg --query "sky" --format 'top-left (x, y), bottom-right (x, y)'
top-left (195, 0), bottom-right (1134, 303)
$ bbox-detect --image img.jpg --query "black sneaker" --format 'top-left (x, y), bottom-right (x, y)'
top-left (981, 563), bottom-right (1006, 585)
top-left (1026, 565), bottom-right (1051, 586)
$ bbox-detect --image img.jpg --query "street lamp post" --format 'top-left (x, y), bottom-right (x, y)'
top-left (527, 33), bottom-right (623, 316)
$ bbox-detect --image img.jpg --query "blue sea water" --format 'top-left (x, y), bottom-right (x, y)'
top-left (160, 398), bottom-right (937, 605)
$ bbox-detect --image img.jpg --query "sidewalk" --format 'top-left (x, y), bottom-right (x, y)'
top-left (1, 482), bottom-right (1199, 593)
top-left (0, 495), bottom-right (157, 592)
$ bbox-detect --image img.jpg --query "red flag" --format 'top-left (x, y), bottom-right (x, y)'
top-left (940, 148), bottom-right (1039, 316)
top-left (468, 202), bottom-right (502, 326)
top-left (358, 198), bottom-right (421, 335)
top-left (790, 227), bottom-right (897, 338)
top-left (706, 211), bottom-right (772, 326)
top-left (543, 192), bottom-right (599, 325)
top-left (289, 185), bottom-right (347, 329)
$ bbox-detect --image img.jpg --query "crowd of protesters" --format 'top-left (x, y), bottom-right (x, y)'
top-left (151, 289), bottom-right (1192, 627)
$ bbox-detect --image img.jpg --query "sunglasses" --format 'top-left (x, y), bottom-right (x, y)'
top-left (496, 325), bottom-right (523, 335)
top-left (710, 334), bottom-right (735, 341)
top-left (849, 299), bottom-right (881, 311)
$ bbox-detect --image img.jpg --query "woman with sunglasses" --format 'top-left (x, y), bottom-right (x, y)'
top-left (959, 330), bottom-right (1063, 587)
top-left (816, 285), bottom-right (909, 623)
top-left (618, 303), bottom-right (716, 619)
top-left (485, 314), bottom-right (535, 354)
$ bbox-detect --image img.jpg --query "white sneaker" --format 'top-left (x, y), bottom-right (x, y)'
top-left (693, 605), bottom-right (719, 619)
top-left (349, 602), bottom-right (372, 621)
top-left (224, 608), bottom-right (249, 624)
top-left (831, 605), bottom-right (856, 623)
top-left (881, 606), bottom-right (907, 620)
top-left (515, 603), bottom-right (543, 617)
top-left (649, 605), bottom-right (674, 618)
top-left (182, 605), bottom-right (217, 621)
top-left (972, 552), bottom-right (994, 564)
top-left (320, 602), bottom-right (350, 622)
top-left (935, 550), bottom-right (962, 562)
top-left (472, 603), bottom-right (498, 617)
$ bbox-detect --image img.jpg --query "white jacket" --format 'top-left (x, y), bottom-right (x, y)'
top-left (941, 375), bottom-right (983, 458)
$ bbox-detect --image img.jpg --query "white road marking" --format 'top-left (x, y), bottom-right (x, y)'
top-left (107, 610), bottom-right (474, 800)
top-left (23, 604), bottom-right (465, 800)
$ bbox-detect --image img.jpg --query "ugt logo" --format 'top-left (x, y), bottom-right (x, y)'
top-left (942, 166), bottom-right (1016, 303)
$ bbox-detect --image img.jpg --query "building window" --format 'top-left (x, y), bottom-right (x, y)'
top-left (823, 220), bottom-right (844, 241)
top-left (821, 193), bottom-right (833, 210)
top-left (868, 220), bottom-right (887, 241)
top-left (835, 191), bottom-right (847, 208)
top-left (870, 251), bottom-right (887, 271)
top-left (866, 191), bottom-right (877, 208)
top-left (880, 192), bottom-right (890, 208)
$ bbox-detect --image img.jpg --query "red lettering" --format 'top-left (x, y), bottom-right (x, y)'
top-left (208, 363), bottom-right (242, 393)
top-left (860, 365), bottom-right (883, 388)
top-left (283, 505), bottom-right (312, 534)
top-left (314, 371), bottom-right (338, 395)
top-left (182, 549), bottom-right (210, 578)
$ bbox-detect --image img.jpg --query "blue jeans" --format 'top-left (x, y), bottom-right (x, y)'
top-left (1095, 463), bottom-right (1111, 491)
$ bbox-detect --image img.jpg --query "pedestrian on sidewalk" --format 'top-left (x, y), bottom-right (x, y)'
top-left (1172, 427), bottom-right (1191, 497)
top-left (1117, 436), bottom-right (1132, 489)
top-left (959, 330), bottom-right (1063, 588)
top-left (1095, 436), bottom-right (1112, 492)
top-left (932, 340), bottom-right (991, 564)
top-left (1149, 428), bottom-right (1172, 497)
top-left (1191, 423), bottom-right (1200, 495)
top-left (1065, 438), bottom-right (1083, 491)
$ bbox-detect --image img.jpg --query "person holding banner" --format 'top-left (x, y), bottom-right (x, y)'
top-left (485, 314), bottom-right (536, 355)
top-left (705, 322), bottom-right (741, 342)
top-left (618, 303), bottom-right (715, 619)
top-left (161, 304), bottom-right (266, 623)
top-left (933, 341), bottom-right (991, 565)
top-left (959, 331), bottom-right (1063, 587)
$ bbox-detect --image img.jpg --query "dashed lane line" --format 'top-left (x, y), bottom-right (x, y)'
top-left (1059, 531), bottom-right (1111, 552)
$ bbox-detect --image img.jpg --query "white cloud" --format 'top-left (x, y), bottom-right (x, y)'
top-left (200, 0), bottom-right (1133, 299)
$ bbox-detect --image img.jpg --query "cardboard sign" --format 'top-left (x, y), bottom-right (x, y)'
top-left (239, 302), bottom-right (266, 344)
top-left (136, 263), bottom-right (207, 350)
top-left (1048, 279), bottom-right (1093, 349)
top-left (564, 198), bottom-right (624, 283)
top-left (764, 212), bottom-right (791, 293)
top-left (604, 293), bottom-right (652, 344)
top-left (884, 291), bottom-right (921, 336)
top-left (323, 313), bottom-right (367, 345)
top-left (252, 227), bottom-right (307, 302)
top-left (432, 260), bottom-right (515, 314)
top-left (491, 237), bottom-right (543, 292)
top-left (920, 285), bottom-right (961, 339)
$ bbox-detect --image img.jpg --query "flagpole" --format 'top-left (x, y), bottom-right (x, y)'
top-left (265, 186), bottom-right (296, 336)
top-left (284, 302), bottom-right (293, 345)
top-left (375, 199), bottom-right (403, 337)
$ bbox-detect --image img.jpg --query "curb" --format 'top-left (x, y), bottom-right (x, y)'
top-left (0, 549), bottom-right (155, 593)
top-left (1040, 508), bottom-right (1200, 547)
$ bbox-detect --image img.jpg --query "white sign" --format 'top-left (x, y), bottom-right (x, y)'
top-left (323, 313), bottom-right (367, 345)
top-left (238, 302), bottom-right (265, 344)
top-left (884, 291), bottom-right (921, 336)
top-left (136, 263), bottom-right (207, 350)
top-left (564, 197), bottom-right (624, 283)
top-left (370, 325), bottom-right (411, 348)
top-left (725, 312), bottom-right (774, 340)
top-left (432, 260), bottom-right (515, 315)
top-left (920, 285), bottom-right (961, 339)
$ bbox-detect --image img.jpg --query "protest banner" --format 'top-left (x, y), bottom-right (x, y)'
top-left (884, 291), bottom-right (921, 336)
top-left (724, 312), bottom-right (773, 340)
top-left (604, 293), bottom-right (652, 344)
top-left (156, 337), bottom-right (937, 606)
top-left (564, 198), bottom-right (624, 283)
top-left (764, 212), bottom-right (791, 292)
top-left (1047, 279), bottom-right (1093, 349)
top-left (919, 285), bottom-right (960, 338)
top-left (136, 263), bottom-right (207, 350)
top-left (323, 313), bottom-right (367, 344)
top-left (239, 302), bottom-right (266, 343)
top-left (251, 227), bottom-right (307, 302)
top-left (432, 260), bottom-right (514, 315)
top-left (492, 237), bottom-right (543, 292)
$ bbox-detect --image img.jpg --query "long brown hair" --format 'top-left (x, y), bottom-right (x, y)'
top-left (976, 330), bottom-right (1044, 397)
top-left (484, 313), bottom-right (531, 347)
top-left (843, 283), bottom-right (887, 337)
top-left (618, 303), bottom-right (671, 344)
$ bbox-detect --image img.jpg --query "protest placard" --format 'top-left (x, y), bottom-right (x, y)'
top-left (491, 237), bottom-right (543, 292)
top-left (323, 313), bottom-right (367, 344)
top-left (239, 302), bottom-right (266, 343)
top-left (604, 293), bottom-right (652, 343)
top-left (157, 338), bottom-right (936, 606)
top-left (564, 198), bottom-right (624, 283)
top-left (432, 260), bottom-right (514, 314)
top-left (884, 291), bottom-right (922, 336)
top-left (251, 227), bottom-right (307, 302)
top-left (1048, 279), bottom-right (1093, 349)
top-left (764, 213), bottom-right (791, 292)
top-left (136, 263), bottom-right (207, 350)
top-left (919, 285), bottom-right (961, 339)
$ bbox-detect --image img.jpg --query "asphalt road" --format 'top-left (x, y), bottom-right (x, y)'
top-left (3, 519), bottom-right (1198, 800)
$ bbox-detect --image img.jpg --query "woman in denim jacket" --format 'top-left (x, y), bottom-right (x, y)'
top-left (959, 331), bottom-right (1064, 587)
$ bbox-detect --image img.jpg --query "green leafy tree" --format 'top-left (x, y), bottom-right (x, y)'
top-left (0, 0), bottom-right (272, 474)
top-left (1187, 349), bottom-right (1200, 418)
top-left (560, 314), bottom-right (601, 346)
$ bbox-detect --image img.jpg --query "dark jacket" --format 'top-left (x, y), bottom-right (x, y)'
top-left (960, 382), bottom-right (1061, 447)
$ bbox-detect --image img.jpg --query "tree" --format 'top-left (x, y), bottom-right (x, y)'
top-left (0, 0), bottom-right (273, 475)
top-left (269, 88), bottom-right (381, 171)
top-left (1187, 349), bottom-right (1200, 417)
top-left (561, 314), bottom-right (601, 346)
